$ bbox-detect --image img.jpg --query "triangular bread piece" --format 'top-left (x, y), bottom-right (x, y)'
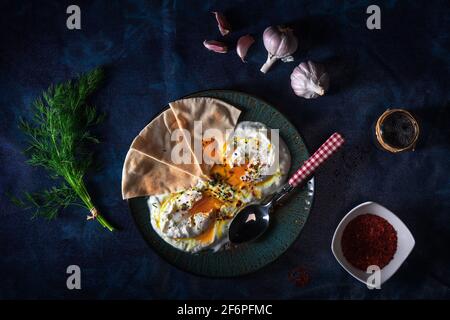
top-left (131, 109), bottom-right (203, 177)
top-left (169, 97), bottom-right (241, 174)
top-left (121, 148), bottom-right (198, 199)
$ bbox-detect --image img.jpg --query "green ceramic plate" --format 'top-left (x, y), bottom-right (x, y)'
top-left (128, 90), bottom-right (314, 277)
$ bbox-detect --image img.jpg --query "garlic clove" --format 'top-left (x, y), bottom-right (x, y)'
top-left (290, 61), bottom-right (329, 99)
top-left (203, 40), bottom-right (228, 54)
top-left (212, 11), bottom-right (231, 36)
top-left (236, 35), bottom-right (255, 62)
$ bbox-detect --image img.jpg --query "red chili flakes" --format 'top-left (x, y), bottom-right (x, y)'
top-left (288, 267), bottom-right (310, 287)
top-left (341, 213), bottom-right (397, 271)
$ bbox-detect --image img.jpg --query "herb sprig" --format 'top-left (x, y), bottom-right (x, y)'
top-left (12, 68), bottom-right (115, 231)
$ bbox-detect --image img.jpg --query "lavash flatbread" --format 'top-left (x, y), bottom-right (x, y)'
top-left (121, 148), bottom-right (199, 199)
top-left (122, 97), bottom-right (241, 199)
top-left (169, 97), bottom-right (241, 174)
top-left (132, 109), bottom-right (203, 177)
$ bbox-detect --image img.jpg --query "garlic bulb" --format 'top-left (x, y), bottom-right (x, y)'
top-left (290, 61), bottom-right (329, 98)
top-left (260, 26), bottom-right (298, 73)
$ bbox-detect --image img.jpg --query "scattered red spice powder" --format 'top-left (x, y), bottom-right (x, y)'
top-left (341, 213), bottom-right (397, 271)
top-left (288, 267), bottom-right (310, 287)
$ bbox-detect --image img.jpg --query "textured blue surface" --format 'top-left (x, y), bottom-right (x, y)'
top-left (0, 0), bottom-right (449, 299)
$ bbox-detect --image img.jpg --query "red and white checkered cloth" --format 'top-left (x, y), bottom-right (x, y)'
top-left (288, 132), bottom-right (345, 187)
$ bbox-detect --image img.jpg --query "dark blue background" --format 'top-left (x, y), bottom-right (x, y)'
top-left (0, 0), bottom-right (449, 299)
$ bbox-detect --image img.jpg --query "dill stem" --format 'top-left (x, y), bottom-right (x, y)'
top-left (65, 174), bottom-right (115, 232)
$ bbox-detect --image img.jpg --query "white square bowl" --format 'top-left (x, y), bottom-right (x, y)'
top-left (331, 201), bottom-right (415, 286)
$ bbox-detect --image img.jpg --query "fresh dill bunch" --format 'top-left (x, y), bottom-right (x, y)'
top-left (12, 67), bottom-right (115, 231)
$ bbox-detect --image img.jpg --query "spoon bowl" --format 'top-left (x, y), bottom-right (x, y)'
top-left (228, 203), bottom-right (271, 244)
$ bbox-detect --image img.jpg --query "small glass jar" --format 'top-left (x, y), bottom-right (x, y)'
top-left (374, 109), bottom-right (420, 153)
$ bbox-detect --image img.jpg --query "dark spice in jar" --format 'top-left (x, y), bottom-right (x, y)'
top-left (374, 109), bottom-right (419, 153)
top-left (341, 214), bottom-right (397, 270)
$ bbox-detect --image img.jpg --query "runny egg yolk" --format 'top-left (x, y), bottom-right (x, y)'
top-left (186, 162), bottom-right (249, 245)
top-left (210, 164), bottom-right (248, 189)
top-left (193, 222), bottom-right (216, 244)
top-left (188, 194), bottom-right (222, 216)
top-left (188, 194), bottom-right (222, 244)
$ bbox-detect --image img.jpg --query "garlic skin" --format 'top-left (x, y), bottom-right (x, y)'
top-left (290, 61), bottom-right (330, 99)
top-left (236, 35), bottom-right (255, 62)
top-left (203, 40), bottom-right (228, 53)
top-left (260, 26), bottom-right (298, 73)
top-left (212, 12), bottom-right (231, 36)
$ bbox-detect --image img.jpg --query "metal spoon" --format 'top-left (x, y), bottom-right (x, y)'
top-left (228, 132), bottom-right (345, 244)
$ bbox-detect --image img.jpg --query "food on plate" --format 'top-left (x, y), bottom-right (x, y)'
top-left (122, 148), bottom-right (199, 199)
top-left (122, 97), bottom-right (241, 198)
top-left (149, 121), bottom-right (291, 253)
top-left (222, 121), bottom-right (290, 197)
top-left (122, 97), bottom-right (291, 253)
top-left (131, 109), bottom-right (203, 177)
top-left (169, 97), bottom-right (241, 174)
